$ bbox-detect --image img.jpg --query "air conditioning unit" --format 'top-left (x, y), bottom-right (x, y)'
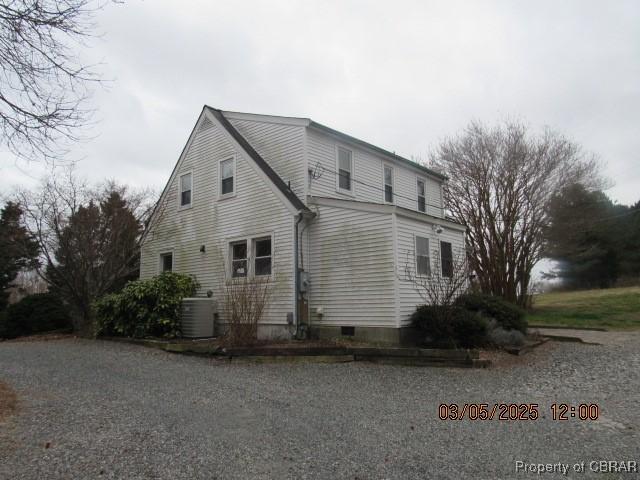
top-left (181, 298), bottom-right (217, 338)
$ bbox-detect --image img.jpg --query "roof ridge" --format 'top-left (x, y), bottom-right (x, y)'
top-left (206, 105), bottom-right (445, 180)
top-left (308, 121), bottom-right (446, 180)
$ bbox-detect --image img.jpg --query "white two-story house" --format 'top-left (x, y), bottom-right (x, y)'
top-left (140, 106), bottom-right (466, 343)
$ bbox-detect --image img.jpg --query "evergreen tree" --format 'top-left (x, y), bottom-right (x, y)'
top-left (544, 184), bottom-right (637, 288)
top-left (0, 202), bottom-right (40, 310)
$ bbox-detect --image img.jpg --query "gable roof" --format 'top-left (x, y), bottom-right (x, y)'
top-left (206, 106), bottom-right (309, 212)
top-left (219, 109), bottom-right (446, 181)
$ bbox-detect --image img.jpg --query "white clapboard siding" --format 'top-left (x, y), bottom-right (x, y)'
top-left (228, 118), bottom-right (306, 201)
top-left (140, 119), bottom-right (295, 326)
top-left (306, 128), bottom-right (444, 217)
top-left (395, 214), bottom-right (466, 325)
top-left (307, 203), bottom-right (396, 327)
top-left (395, 167), bottom-right (444, 218)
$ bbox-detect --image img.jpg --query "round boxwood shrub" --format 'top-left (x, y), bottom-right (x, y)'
top-left (94, 272), bottom-right (199, 338)
top-left (410, 305), bottom-right (488, 349)
top-left (0, 293), bottom-right (71, 339)
top-left (455, 293), bottom-right (527, 334)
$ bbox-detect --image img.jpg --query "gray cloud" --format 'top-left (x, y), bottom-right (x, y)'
top-left (1, 0), bottom-right (638, 204)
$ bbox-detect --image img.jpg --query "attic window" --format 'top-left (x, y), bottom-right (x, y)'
top-left (180, 172), bottom-right (192, 207)
top-left (337, 147), bottom-right (353, 193)
top-left (417, 179), bottom-right (426, 213)
top-left (384, 165), bottom-right (394, 203)
top-left (220, 157), bottom-right (235, 197)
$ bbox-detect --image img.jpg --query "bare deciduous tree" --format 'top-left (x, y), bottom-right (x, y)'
top-left (431, 121), bottom-right (602, 306)
top-left (0, 0), bottom-right (120, 162)
top-left (403, 245), bottom-right (469, 307)
top-left (15, 166), bottom-right (155, 332)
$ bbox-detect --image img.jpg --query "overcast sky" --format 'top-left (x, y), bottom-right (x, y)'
top-left (1, 0), bottom-right (639, 205)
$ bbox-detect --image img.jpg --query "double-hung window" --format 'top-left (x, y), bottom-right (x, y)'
top-left (180, 172), bottom-right (192, 207)
top-left (384, 165), bottom-right (394, 203)
top-left (231, 241), bottom-right (247, 277)
top-left (253, 237), bottom-right (272, 276)
top-left (415, 236), bottom-right (431, 276)
top-left (220, 158), bottom-right (235, 196)
top-left (337, 147), bottom-right (353, 193)
top-left (229, 235), bottom-right (273, 278)
top-left (440, 241), bottom-right (453, 278)
top-left (417, 179), bottom-right (426, 213)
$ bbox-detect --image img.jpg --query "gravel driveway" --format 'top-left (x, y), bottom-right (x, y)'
top-left (1, 335), bottom-right (638, 480)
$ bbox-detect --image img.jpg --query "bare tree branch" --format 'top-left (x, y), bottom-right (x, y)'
top-left (14, 165), bottom-right (153, 332)
top-left (431, 120), bottom-right (604, 306)
top-left (402, 245), bottom-right (469, 307)
top-left (0, 0), bottom-right (121, 163)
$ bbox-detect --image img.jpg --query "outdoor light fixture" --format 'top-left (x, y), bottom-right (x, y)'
top-left (200, 245), bottom-right (206, 252)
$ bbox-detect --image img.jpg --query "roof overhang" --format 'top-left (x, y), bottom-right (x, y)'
top-left (308, 196), bottom-right (466, 232)
top-left (308, 121), bottom-right (447, 182)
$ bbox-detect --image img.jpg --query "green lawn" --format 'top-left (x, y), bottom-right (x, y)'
top-left (528, 286), bottom-right (640, 330)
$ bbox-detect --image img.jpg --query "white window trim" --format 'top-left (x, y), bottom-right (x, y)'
top-left (218, 156), bottom-right (237, 200)
top-left (226, 232), bottom-right (275, 280)
top-left (382, 163), bottom-right (395, 204)
top-left (229, 239), bottom-right (248, 278)
top-left (416, 176), bottom-right (427, 213)
top-left (158, 250), bottom-right (174, 274)
top-left (335, 144), bottom-right (355, 196)
top-left (252, 236), bottom-right (273, 277)
top-left (178, 171), bottom-right (193, 210)
top-left (413, 234), bottom-right (431, 277)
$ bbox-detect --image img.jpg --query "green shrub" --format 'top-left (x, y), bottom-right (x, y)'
top-left (94, 272), bottom-right (199, 338)
top-left (410, 305), bottom-right (488, 349)
top-left (0, 293), bottom-right (71, 339)
top-left (455, 293), bottom-right (527, 333)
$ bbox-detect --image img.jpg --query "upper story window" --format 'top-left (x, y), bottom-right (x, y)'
top-left (180, 172), bottom-right (192, 207)
top-left (383, 165), bottom-right (394, 203)
top-left (220, 157), bottom-right (235, 197)
top-left (440, 241), bottom-right (453, 278)
top-left (231, 240), bottom-right (247, 277)
top-left (337, 146), bottom-right (353, 193)
top-left (417, 178), bottom-right (426, 213)
top-left (415, 236), bottom-right (431, 276)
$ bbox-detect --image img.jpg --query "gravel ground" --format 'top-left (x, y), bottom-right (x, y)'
top-left (0, 334), bottom-right (638, 480)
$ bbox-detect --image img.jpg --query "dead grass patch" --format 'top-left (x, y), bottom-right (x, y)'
top-left (0, 381), bottom-right (18, 422)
